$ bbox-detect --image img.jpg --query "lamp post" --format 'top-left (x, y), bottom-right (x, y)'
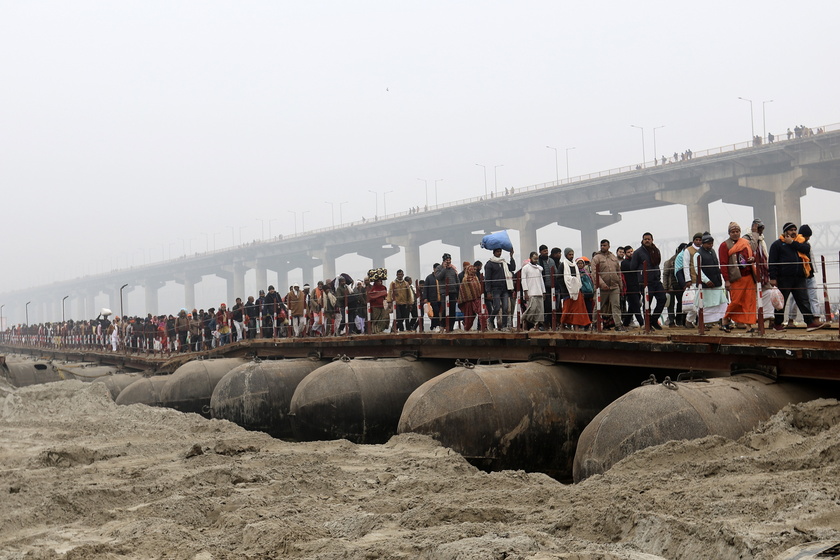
top-left (762, 99), bottom-right (774, 141)
top-left (738, 96), bottom-right (755, 139)
top-left (417, 178), bottom-right (429, 206)
top-left (338, 201), bottom-right (348, 224)
top-left (434, 179), bottom-right (443, 205)
top-left (25, 301), bottom-right (31, 326)
top-left (630, 125), bottom-right (645, 167)
top-left (383, 190), bottom-right (393, 215)
top-left (62, 295), bottom-right (69, 322)
top-left (494, 165), bottom-right (503, 193)
top-left (0, 304), bottom-right (4, 330)
top-left (652, 126), bottom-right (664, 164)
top-left (287, 210), bottom-right (297, 234)
top-left (546, 146), bottom-right (559, 183)
top-left (565, 147), bottom-right (575, 180)
top-left (368, 190), bottom-right (379, 218)
top-left (119, 284), bottom-right (128, 318)
top-left (475, 164), bottom-right (487, 196)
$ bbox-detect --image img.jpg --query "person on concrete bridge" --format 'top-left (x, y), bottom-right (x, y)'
top-left (769, 222), bottom-right (826, 332)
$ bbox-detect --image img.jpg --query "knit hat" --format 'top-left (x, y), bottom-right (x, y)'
top-left (799, 224), bottom-right (812, 237)
top-left (728, 222), bottom-right (741, 232)
top-left (692, 232), bottom-right (703, 241)
top-left (564, 247), bottom-right (574, 257)
top-left (782, 222), bottom-right (797, 232)
top-left (752, 218), bottom-right (764, 228)
top-left (701, 233), bottom-right (714, 243)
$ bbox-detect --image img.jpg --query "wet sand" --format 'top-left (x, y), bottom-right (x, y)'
top-left (1, 378), bottom-right (839, 559)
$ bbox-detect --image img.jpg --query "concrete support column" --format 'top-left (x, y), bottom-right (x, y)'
top-left (302, 264), bottom-right (315, 287)
top-left (358, 244), bottom-right (401, 273)
top-left (144, 283), bottom-right (160, 316)
top-left (312, 248), bottom-right (336, 281)
top-left (184, 276), bottom-right (196, 311)
top-left (774, 189), bottom-right (802, 232)
top-left (387, 233), bottom-right (430, 279)
top-left (76, 295), bottom-right (87, 320)
top-left (655, 182), bottom-right (717, 239)
top-left (495, 215), bottom-right (541, 258)
top-left (255, 263), bottom-right (268, 292)
top-left (86, 291), bottom-right (97, 319)
top-left (233, 263), bottom-right (246, 300)
top-left (751, 198), bottom-right (777, 238)
top-left (275, 266), bottom-right (288, 292)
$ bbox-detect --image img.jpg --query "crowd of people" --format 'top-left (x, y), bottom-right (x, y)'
top-left (1, 220), bottom-right (831, 352)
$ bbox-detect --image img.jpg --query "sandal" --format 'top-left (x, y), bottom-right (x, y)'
top-left (720, 323), bottom-right (733, 333)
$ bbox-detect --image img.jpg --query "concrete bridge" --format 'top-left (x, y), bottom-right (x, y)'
top-left (3, 126), bottom-right (840, 325)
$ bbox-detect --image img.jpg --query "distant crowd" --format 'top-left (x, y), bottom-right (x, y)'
top-left (1, 217), bottom-right (832, 353)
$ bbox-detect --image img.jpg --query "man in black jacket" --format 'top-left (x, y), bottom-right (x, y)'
top-left (484, 248), bottom-right (516, 330)
top-left (423, 264), bottom-right (441, 331)
top-left (627, 232), bottom-right (667, 329)
top-left (768, 222), bottom-right (826, 332)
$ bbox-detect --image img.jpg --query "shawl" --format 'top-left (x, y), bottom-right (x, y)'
top-left (458, 267), bottom-right (482, 303)
top-left (562, 257), bottom-right (581, 300)
top-left (777, 234), bottom-right (813, 277)
top-left (487, 255), bottom-right (514, 290)
top-left (648, 243), bottom-right (662, 267)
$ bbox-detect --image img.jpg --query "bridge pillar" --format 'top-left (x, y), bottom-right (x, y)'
top-left (312, 247), bottom-right (337, 281)
top-left (184, 276), bottom-right (197, 311)
top-left (233, 263), bottom-right (246, 301)
top-left (655, 182), bottom-right (718, 237)
top-left (496, 214), bottom-right (542, 257)
top-left (358, 243), bottom-right (401, 272)
top-left (561, 213), bottom-right (622, 256)
top-left (144, 281), bottom-right (163, 316)
top-left (752, 196), bottom-right (777, 238)
top-left (86, 290), bottom-right (97, 319)
top-left (737, 168), bottom-right (821, 234)
top-left (255, 262), bottom-right (268, 293)
top-left (387, 233), bottom-right (433, 279)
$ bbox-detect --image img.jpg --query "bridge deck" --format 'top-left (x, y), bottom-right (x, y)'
top-left (4, 328), bottom-right (839, 382)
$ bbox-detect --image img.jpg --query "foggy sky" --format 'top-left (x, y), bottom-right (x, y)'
top-left (2, 1), bottom-right (840, 318)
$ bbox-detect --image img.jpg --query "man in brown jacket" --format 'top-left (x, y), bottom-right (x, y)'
top-left (591, 239), bottom-right (624, 331)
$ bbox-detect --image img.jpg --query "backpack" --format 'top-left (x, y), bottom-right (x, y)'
top-left (581, 274), bottom-right (594, 298)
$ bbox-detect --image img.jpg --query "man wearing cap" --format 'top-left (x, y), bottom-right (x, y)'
top-left (684, 233), bottom-right (728, 326)
top-left (388, 269), bottom-right (412, 332)
top-left (520, 251), bottom-right (545, 330)
top-left (783, 224), bottom-right (823, 326)
top-left (768, 222), bottom-right (826, 332)
top-left (434, 253), bottom-right (460, 331)
top-left (591, 239), bottom-right (623, 331)
top-left (263, 286), bottom-right (283, 338)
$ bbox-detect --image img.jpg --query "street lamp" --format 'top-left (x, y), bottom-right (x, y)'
top-left (738, 96), bottom-right (755, 139)
top-left (62, 295), bottom-right (69, 322)
top-left (0, 304), bottom-right (4, 330)
top-left (383, 190), bottom-right (393, 215)
top-left (119, 284), bottom-right (128, 318)
top-left (630, 125), bottom-right (645, 167)
top-left (762, 99), bottom-right (774, 141)
top-left (434, 179), bottom-right (443, 205)
top-left (417, 178), bottom-right (429, 206)
top-left (368, 190), bottom-right (379, 218)
top-left (546, 146), bottom-right (559, 183)
top-left (494, 165), bottom-right (503, 193)
top-left (25, 301), bottom-right (31, 326)
top-left (565, 147), bottom-right (575, 180)
top-left (475, 164), bottom-right (487, 196)
top-left (652, 126), bottom-right (665, 164)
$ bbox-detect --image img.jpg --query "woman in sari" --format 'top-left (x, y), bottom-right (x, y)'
top-left (719, 222), bottom-right (757, 332)
top-left (458, 264), bottom-right (483, 331)
top-left (559, 249), bottom-right (591, 330)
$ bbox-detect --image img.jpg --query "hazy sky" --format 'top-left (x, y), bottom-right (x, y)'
top-left (2, 1), bottom-right (839, 311)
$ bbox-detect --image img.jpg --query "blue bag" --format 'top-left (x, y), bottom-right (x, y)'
top-left (480, 230), bottom-right (513, 251)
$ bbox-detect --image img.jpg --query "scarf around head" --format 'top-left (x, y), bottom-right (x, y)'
top-left (459, 267), bottom-right (482, 303)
